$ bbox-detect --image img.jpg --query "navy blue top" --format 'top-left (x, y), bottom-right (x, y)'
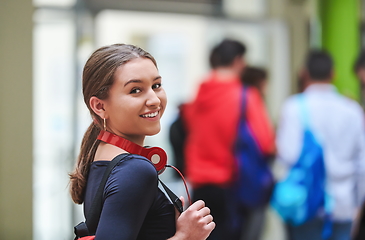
top-left (84, 154), bottom-right (176, 240)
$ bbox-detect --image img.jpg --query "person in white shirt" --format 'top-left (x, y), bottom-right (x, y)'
top-left (276, 50), bottom-right (365, 240)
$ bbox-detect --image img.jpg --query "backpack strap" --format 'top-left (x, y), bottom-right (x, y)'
top-left (297, 94), bottom-right (332, 239)
top-left (85, 153), bottom-right (129, 234)
top-left (159, 179), bottom-right (184, 213)
top-left (234, 86), bottom-right (249, 153)
top-left (298, 94), bottom-right (310, 129)
top-left (239, 86), bottom-right (249, 120)
top-left (298, 94), bottom-right (325, 147)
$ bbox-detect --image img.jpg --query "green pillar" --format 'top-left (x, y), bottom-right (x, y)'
top-left (0, 0), bottom-right (33, 239)
top-left (319, 0), bottom-right (360, 100)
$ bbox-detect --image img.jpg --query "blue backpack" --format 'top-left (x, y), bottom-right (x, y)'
top-left (271, 95), bottom-right (332, 238)
top-left (233, 87), bottom-right (275, 209)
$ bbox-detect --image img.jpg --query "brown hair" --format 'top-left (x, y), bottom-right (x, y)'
top-left (241, 66), bottom-right (267, 87)
top-left (69, 44), bottom-right (157, 204)
top-left (241, 66), bottom-right (267, 96)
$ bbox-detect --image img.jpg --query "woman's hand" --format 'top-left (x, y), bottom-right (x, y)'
top-left (172, 199), bottom-right (215, 240)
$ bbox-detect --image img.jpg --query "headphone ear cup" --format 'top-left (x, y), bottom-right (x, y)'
top-left (145, 147), bottom-right (167, 174)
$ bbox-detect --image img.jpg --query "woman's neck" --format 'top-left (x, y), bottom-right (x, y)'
top-left (93, 142), bottom-right (128, 161)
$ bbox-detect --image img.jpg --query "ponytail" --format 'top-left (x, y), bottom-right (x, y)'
top-left (69, 123), bottom-right (101, 204)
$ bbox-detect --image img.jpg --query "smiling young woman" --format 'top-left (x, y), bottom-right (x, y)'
top-left (90, 57), bottom-right (166, 145)
top-left (69, 44), bottom-right (215, 240)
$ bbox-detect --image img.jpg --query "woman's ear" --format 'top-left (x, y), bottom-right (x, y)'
top-left (90, 96), bottom-right (106, 119)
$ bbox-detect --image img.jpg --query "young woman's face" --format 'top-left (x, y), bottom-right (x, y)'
top-left (103, 57), bottom-right (167, 143)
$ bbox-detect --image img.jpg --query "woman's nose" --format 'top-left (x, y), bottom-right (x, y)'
top-left (146, 89), bottom-right (161, 107)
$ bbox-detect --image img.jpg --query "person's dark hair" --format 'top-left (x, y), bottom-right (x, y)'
top-left (69, 44), bottom-right (157, 204)
top-left (306, 50), bottom-right (333, 80)
top-left (241, 66), bottom-right (267, 88)
top-left (209, 39), bottom-right (246, 69)
top-left (354, 50), bottom-right (365, 73)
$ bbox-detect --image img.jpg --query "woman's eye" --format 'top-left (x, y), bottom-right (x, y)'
top-left (130, 88), bottom-right (141, 94)
top-left (152, 83), bottom-right (162, 89)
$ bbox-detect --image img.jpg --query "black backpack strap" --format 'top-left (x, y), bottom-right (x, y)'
top-left (74, 222), bottom-right (89, 239)
top-left (85, 153), bottom-right (129, 234)
top-left (158, 179), bottom-right (183, 213)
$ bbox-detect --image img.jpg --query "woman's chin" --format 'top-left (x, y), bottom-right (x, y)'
top-left (147, 128), bottom-right (161, 136)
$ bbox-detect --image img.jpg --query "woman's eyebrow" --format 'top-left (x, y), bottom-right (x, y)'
top-left (124, 79), bottom-right (142, 87)
top-left (124, 76), bottom-right (161, 87)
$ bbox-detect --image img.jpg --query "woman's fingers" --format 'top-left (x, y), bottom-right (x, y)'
top-left (188, 199), bottom-right (205, 211)
top-left (206, 221), bottom-right (216, 231)
top-left (202, 214), bottom-right (213, 224)
top-left (197, 206), bottom-right (211, 217)
top-left (174, 200), bottom-right (215, 240)
top-left (180, 196), bottom-right (185, 210)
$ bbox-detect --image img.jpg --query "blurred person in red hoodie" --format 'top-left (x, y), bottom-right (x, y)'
top-left (182, 39), bottom-right (275, 240)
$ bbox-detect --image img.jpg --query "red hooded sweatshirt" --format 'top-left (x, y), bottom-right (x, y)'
top-left (183, 71), bottom-right (275, 188)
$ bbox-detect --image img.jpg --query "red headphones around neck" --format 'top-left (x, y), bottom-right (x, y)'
top-left (97, 130), bottom-right (167, 174)
top-left (96, 130), bottom-right (192, 209)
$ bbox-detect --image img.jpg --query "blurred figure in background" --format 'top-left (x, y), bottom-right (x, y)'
top-left (182, 39), bottom-right (246, 240)
top-left (241, 66), bottom-right (268, 97)
top-left (276, 50), bottom-right (365, 240)
top-left (234, 66), bottom-right (276, 240)
top-left (352, 50), bottom-right (365, 240)
top-left (296, 70), bottom-right (307, 93)
top-left (169, 103), bottom-right (188, 179)
top-left (354, 50), bottom-right (365, 109)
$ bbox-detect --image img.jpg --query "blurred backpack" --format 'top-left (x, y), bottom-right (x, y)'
top-left (271, 95), bottom-right (332, 239)
top-left (233, 87), bottom-right (275, 209)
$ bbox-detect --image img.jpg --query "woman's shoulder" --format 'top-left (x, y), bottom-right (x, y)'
top-left (110, 153), bottom-right (159, 182)
top-left (101, 154), bottom-right (159, 201)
